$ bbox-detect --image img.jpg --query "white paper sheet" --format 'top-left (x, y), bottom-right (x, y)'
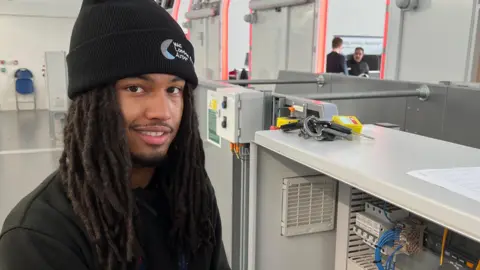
top-left (408, 167), bottom-right (480, 203)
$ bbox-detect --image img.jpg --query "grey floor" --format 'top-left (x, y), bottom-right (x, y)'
top-left (0, 110), bottom-right (63, 229)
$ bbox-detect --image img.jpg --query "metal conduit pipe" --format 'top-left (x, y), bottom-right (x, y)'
top-left (221, 79), bottom-right (323, 85)
top-left (287, 86), bottom-right (431, 101)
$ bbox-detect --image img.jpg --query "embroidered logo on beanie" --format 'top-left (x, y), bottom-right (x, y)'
top-left (160, 39), bottom-right (193, 64)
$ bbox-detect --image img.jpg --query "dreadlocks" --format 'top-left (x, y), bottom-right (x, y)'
top-left (59, 85), bottom-right (214, 270)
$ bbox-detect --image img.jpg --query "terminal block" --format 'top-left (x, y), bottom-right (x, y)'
top-left (355, 201), bottom-right (425, 257)
top-left (354, 211), bottom-right (425, 256)
top-left (355, 211), bottom-right (393, 239)
top-left (365, 201), bottom-right (409, 224)
top-left (352, 224), bottom-right (396, 256)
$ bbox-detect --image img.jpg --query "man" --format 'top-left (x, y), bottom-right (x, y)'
top-left (0, 0), bottom-right (230, 269)
top-left (347, 47), bottom-right (370, 76)
top-left (326, 37), bottom-right (348, 75)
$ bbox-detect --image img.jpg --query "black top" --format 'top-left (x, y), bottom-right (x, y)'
top-left (347, 59), bottom-right (370, 76)
top-left (326, 51), bottom-right (348, 75)
top-left (0, 171), bottom-right (230, 270)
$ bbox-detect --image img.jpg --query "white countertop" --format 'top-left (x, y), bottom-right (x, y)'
top-left (254, 125), bottom-right (480, 243)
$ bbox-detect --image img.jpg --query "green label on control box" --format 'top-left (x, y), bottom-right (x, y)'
top-left (207, 90), bottom-right (221, 147)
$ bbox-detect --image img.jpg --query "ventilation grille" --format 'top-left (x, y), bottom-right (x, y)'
top-left (347, 189), bottom-right (379, 270)
top-left (349, 254), bottom-right (377, 270)
top-left (281, 175), bottom-right (337, 237)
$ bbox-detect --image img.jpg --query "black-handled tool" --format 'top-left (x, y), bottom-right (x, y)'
top-left (280, 121), bottom-right (303, 132)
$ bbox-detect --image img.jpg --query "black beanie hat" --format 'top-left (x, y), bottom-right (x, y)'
top-left (66, 0), bottom-right (198, 99)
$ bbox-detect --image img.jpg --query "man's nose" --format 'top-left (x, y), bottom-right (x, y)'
top-left (144, 91), bottom-right (172, 120)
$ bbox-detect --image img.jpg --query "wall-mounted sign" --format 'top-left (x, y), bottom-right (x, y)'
top-left (336, 35), bottom-right (384, 55)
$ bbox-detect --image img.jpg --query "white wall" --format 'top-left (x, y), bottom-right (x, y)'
top-left (0, 1), bottom-right (80, 111)
top-left (325, 0), bottom-right (386, 53)
top-left (228, 0), bottom-right (249, 71)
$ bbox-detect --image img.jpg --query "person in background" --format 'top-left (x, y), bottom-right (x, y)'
top-left (347, 47), bottom-right (370, 76)
top-left (326, 37), bottom-right (348, 75)
top-left (0, 0), bottom-right (230, 269)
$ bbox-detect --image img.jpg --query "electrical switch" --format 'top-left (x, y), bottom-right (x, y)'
top-left (221, 117), bottom-right (227, 128)
top-left (222, 96), bottom-right (227, 109)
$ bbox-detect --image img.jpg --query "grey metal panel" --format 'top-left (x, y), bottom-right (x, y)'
top-left (251, 9), bottom-right (288, 85)
top-left (443, 86), bottom-right (480, 148)
top-left (404, 84), bottom-right (448, 140)
top-left (255, 146), bottom-right (336, 270)
top-left (251, 4), bottom-right (315, 89)
top-left (386, 0), bottom-right (476, 82)
top-left (272, 70), bottom-right (480, 150)
top-left (254, 126), bottom-right (480, 244)
top-left (274, 71), bottom-right (411, 128)
top-left (206, 17), bottom-right (221, 80)
top-left (468, 8), bottom-right (480, 82)
top-left (326, 75), bottom-right (411, 128)
top-left (194, 81), bottom-right (242, 266)
top-left (286, 3), bottom-right (315, 72)
top-left (203, 141), bottom-right (236, 265)
top-left (274, 70), bottom-right (323, 95)
top-left (190, 20), bottom-right (207, 78)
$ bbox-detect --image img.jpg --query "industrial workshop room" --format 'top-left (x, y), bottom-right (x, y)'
top-left (2, 0), bottom-right (480, 270)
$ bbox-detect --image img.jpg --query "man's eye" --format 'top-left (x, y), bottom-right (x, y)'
top-left (167, 87), bottom-right (182, 94)
top-left (127, 86), bottom-right (145, 93)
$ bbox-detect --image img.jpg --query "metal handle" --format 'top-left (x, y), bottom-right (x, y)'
top-left (185, 7), bottom-right (218, 20)
top-left (249, 0), bottom-right (309, 10)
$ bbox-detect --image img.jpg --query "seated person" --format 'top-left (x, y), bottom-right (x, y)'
top-left (347, 47), bottom-right (370, 76)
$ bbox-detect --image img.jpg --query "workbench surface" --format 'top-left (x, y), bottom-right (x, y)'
top-left (254, 125), bottom-right (480, 242)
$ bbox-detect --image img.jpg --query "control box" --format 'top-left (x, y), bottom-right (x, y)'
top-left (213, 87), bottom-right (264, 143)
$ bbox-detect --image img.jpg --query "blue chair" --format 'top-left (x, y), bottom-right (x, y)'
top-left (14, 68), bottom-right (36, 110)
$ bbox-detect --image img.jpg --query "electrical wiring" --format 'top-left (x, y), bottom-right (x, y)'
top-left (383, 201), bottom-right (395, 223)
top-left (375, 231), bottom-right (394, 270)
top-left (440, 228), bottom-right (448, 265)
top-left (375, 244), bottom-right (386, 270)
top-left (375, 229), bottom-right (401, 270)
top-left (386, 244), bottom-right (403, 270)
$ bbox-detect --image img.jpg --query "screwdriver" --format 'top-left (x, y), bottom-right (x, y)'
top-left (316, 121), bottom-right (374, 140)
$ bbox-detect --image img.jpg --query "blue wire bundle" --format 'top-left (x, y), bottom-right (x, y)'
top-left (386, 244), bottom-right (403, 270)
top-left (374, 228), bottom-right (401, 270)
